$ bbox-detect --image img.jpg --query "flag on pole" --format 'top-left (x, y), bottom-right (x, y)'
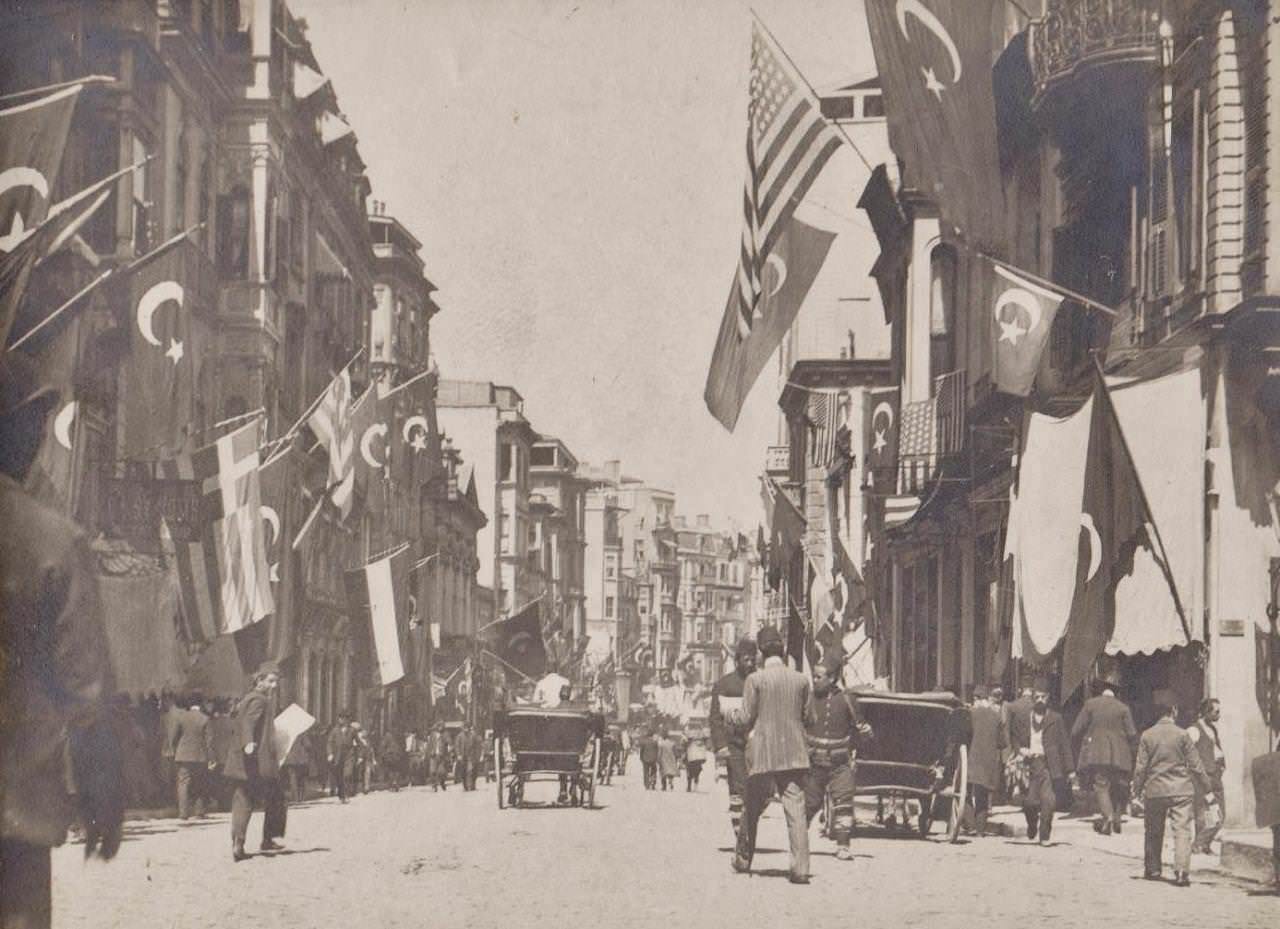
top-left (864, 387), bottom-right (899, 493)
top-left (883, 494), bottom-right (922, 530)
top-left (865, 0), bottom-right (1004, 245)
top-left (345, 546), bottom-right (408, 686)
top-left (160, 420), bottom-right (275, 643)
top-left (897, 396), bottom-right (937, 494)
top-left (984, 261), bottom-right (1066, 397)
top-left (257, 443), bottom-right (297, 662)
top-left (807, 390), bottom-right (841, 467)
top-left (935, 369), bottom-right (967, 456)
top-left (492, 598), bottom-right (546, 681)
top-left (308, 365), bottom-right (355, 519)
top-left (0, 84), bottom-right (81, 255)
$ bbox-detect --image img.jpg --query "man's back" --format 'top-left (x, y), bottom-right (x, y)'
top-left (741, 658), bottom-right (810, 775)
top-left (172, 708), bottom-right (211, 763)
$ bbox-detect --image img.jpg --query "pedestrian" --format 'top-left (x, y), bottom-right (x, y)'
top-left (427, 723), bottom-right (450, 791)
top-left (207, 700), bottom-right (235, 812)
top-left (638, 728), bottom-right (659, 790)
top-left (617, 726), bottom-right (631, 776)
top-left (965, 684), bottom-right (1005, 837)
top-left (728, 625), bottom-right (812, 885)
top-left (1187, 698), bottom-right (1226, 854)
top-left (1006, 678), bottom-right (1073, 845)
top-left (282, 730), bottom-right (311, 803)
top-left (1071, 677), bottom-right (1138, 836)
top-left (710, 637), bottom-right (757, 837)
top-left (1249, 747), bottom-right (1280, 891)
top-left (455, 724), bottom-right (479, 791)
top-left (0, 353), bottom-right (124, 928)
top-left (803, 651), bottom-right (871, 861)
top-left (1132, 697), bottom-right (1210, 886)
top-left (658, 731), bottom-right (678, 791)
top-left (380, 729), bottom-right (405, 792)
top-left (225, 661), bottom-right (287, 862)
top-left (326, 711), bottom-right (357, 803)
top-left (685, 736), bottom-right (707, 791)
top-left (351, 723), bottom-right (373, 794)
top-left (171, 692), bottom-right (215, 819)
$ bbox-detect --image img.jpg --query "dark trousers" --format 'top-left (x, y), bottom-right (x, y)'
top-left (725, 748), bottom-right (748, 835)
top-left (432, 758), bottom-right (448, 790)
top-left (289, 766), bottom-right (307, 803)
top-left (1091, 766), bottom-right (1128, 828)
top-left (1144, 794), bottom-right (1193, 875)
top-left (175, 761), bottom-right (207, 819)
top-left (738, 769), bottom-right (810, 878)
top-left (462, 760), bottom-right (478, 791)
top-left (329, 759), bottom-right (349, 801)
top-left (231, 777), bottom-right (286, 851)
top-left (804, 762), bottom-right (856, 845)
top-left (965, 783), bottom-right (992, 834)
top-left (1, 839), bottom-right (50, 929)
top-left (686, 760), bottom-right (704, 790)
top-left (1022, 756), bottom-right (1057, 842)
top-left (642, 760), bottom-right (657, 789)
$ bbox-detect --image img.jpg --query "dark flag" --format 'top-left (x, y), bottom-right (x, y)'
top-left (1060, 370), bottom-right (1153, 698)
top-left (492, 597), bottom-right (546, 681)
top-left (863, 387), bottom-right (899, 493)
top-left (865, 0), bottom-right (1004, 246)
top-left (0, 84), bottom-right (81, 253)
top-left (344, 546), bottom-right (409, 686)
top-left (983, 260), bottom-right (1066, 397)
top-left (706, 214), bottom-right (836, 430)
top-left (258, 443), bottom-right (298, 663)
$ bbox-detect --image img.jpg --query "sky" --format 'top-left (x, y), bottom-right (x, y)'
top-left (292, 0), bottom-right (876, 532)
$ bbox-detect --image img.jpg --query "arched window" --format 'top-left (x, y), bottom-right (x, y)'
top-left (929, 245), bottom-right (958, 382)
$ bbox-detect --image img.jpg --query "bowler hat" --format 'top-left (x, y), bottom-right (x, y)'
top-left (756, 626), bottom-right (783, 652)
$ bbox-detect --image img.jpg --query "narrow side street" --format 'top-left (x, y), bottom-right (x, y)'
top-left (53, 769), bottom-right (1276, 929)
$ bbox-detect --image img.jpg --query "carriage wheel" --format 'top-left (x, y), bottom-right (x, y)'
top-left (495, 737), bottom-right (505, 810)
top-left (945, 744), bottom-right (969, 844)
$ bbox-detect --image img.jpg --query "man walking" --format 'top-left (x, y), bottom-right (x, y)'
top-left (1133, 698), bottom-right (1210, 886)
top-left (965, 685), bottom-right (1005, 836)
top-left (426, 723), bottom-right (450, 792)
top-left (1007, 679), bottom-right (1073, 845)
top-left (1187, 698), bottom-right (1226, 854)
top-left (803, 652), bottom-right (870, 860)
top-left (710, 637), bottom-right (757, 837)
top-left (171, 692), bottom-right (215, 819)
top-left (729, 626), bottom-right (812, 885)
top-left (637, 728), bottom-right (659, 790)
top-left (326, 711), bottom-right (357, 803)
top-left (1072, 677), bottom-right (1138, 835)
top-left (225, 662), bottom-right (287, 861)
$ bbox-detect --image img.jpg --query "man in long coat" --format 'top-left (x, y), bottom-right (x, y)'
top-left (1007, 679), bottom-right (1073, 845)
top-left (1072, 679), bottom-right (1138, 835)
top-left (171, 693), bottom-right (215, 819)
top-left (966, 685), bottom-right (1005, 836)
top-left (225, 662), bottom-right (286, 861)
top-left (325, 711), bottom-right (357, 802)
top-left (709, 637), bottom-right (757, 836)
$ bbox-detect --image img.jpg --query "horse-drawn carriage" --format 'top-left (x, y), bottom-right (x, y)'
top-left (493, 706), bottom-right (605, 809)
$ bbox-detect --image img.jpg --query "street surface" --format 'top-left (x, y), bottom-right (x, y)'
top-left (54, 768), bottom-right (1276, 928)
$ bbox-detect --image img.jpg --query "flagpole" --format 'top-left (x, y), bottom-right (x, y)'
top-left (479, 647), bottom-right (539, 685)
top-left (749, 10), bottom-right (874, 173)
top-left (7, 268), bottom-right (111, 351)
top-left (977, 251), bottom-right (1119, 317)
top-left (407, 552), bottom-right (439, 574)
top-left (476, 593), bottom-right (546, 635)
top-left (262, 345), bottom-right (365, 455)
top-left (379, 366), bottom-right (433, 400)
top-left (0, 75), bottom-right (115, 105)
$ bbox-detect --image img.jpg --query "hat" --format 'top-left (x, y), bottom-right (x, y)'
top-left (254, 660), bottom-right (281, 678)
top-left (818, 650), bottom-right (843, 675)
top-left (1030, 676), bottom-right (1051, 693)
top-left (756, 626), bottom-right (783, 652)
top-left (734, 637), bottom-right (758, 659)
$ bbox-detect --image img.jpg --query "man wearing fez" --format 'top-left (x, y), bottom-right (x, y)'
top-left (709, 637), bottom-right (757, 838)
top-left (803, 651), bottom-right (871, 860)
top-left (225, 661), bottom-right (286, 861)
top-left (1, 354), bottom-right (123, 927)
top-left (1006, 678), bottom-right (1073, 845)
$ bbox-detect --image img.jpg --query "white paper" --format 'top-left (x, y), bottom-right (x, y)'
top-left (274, 702), bottom-right (316, 763)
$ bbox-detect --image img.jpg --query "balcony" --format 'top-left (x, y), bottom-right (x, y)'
top-left (1029, 0), bottom-right (1162, 108)
top-left (765, 445), bottom-right (790, 477)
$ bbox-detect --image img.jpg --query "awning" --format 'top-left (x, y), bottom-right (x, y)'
top-left (1106, 366), bottom-right (1204, 654)
top-left (98, 565), bottom-right (188, 695)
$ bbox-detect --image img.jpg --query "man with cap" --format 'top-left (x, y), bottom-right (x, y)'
top-left (727, 625), bottom-right (812, 884)
top-left (326, 709), bottom-right (357, 802)
top-left (803, 651), bottom-right (871, 860)
top-left (1, 353), bottom-right (123, 926)
top-left (709, 636), bottom-right (757, 838)
top-left (1006, 678), bottom-right (1073, 845)
top-left (1133, 696), bottom-right (1210, 886)
top-left (964, 685), bottom-right (1005, 836)
top-left (225, 661), bottom-right (286, 861)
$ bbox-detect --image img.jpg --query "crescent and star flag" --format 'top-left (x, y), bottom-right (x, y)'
top-left (1060, 369), bottom-right (1152, 699)
top-left (257, 443), bottom-right (299, 662)
top-left (308, 365), bottom-right (355, 520)
top-left (350, 384), bottom-right (380, 496)
top-left (159, 420), bottom-right (275, 643)
top-left (986, 261), bottom-right (1066, 397)
top-left (704, 18), bottom-right (842, 433)
top-left (492, 597), bottom-right (547, 681)
top-left (344, 546), bottom-right (408, 686)
top-left (865, 0), bottom-right (1004, 246)
top-left (864, 387), bottom-right (900, 493)
top-left (0, 84), bottom-right (81, 255)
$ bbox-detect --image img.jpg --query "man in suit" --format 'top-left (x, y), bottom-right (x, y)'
top-left (1007, 678), bottom-right (1073, 845)
top-left (1072, 678), bottom-right (1138, 835)
top-left (326, 711), bottom-right (357, 802)
top-left (225, 661), bottom-right (286, 861)
top-left (966, 685), bottom-right (1005, 836)
top-left (171, 692), bottom-right (215, 819)
top-left (1133, 698), bottom-right (1210, 886)
top-left (1187, 698), bottom-right (1226, 854)
top-left (0, 355), bottom-right (123, 927)
top-left (729, 626), bottom-right (812, 885)
top-left (710, 637), bottom-right (757, 838)
top-left (637, 728), bottom-right (659, 790)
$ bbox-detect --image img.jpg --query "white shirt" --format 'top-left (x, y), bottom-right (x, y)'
top-left (533, 673), bottom-right (569, 707)
top-left (1029, 713), bottom-right (1046, 756)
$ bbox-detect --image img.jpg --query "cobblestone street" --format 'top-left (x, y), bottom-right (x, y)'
top-left (52, 768), bottom-right (1278, 929)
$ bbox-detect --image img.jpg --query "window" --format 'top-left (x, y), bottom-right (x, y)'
top-left (862, 93), bottom-right (885, 118)
top-left (605, 596), bottom-right (615, 618)
top-left (929, 246), bottom-right (957, 382)
top-left (218, 185), bottom-right (251, 278)
top-left (531, 446), bottom-right (555, 467)
top-left (498, 442), bottom-right (513, 482)
top-left (820, 96), bottom-right (855, 120)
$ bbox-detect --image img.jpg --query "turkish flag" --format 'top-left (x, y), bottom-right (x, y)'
top-left (493, 598), bottom-right (547, 682)
top-left (863, 387), bottom-right (900, 493)
top-left (0, 85), bottom-right (79, 256)
top-left (985, 262), bottom-right (1065, 397)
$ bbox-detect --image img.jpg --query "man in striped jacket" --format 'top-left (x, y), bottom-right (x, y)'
top-left (803, 652), bottom-right (871, 860)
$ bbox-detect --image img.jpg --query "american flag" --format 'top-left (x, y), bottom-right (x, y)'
top-left (733, 21), bottom-right (842, 337)
top-left (897, 397), bottom-right (937, 494)
top-left (161, 420), bottom-right (274, 643)
top-left (935, 369), bottom-right (967, 457)
top-left (808, 389), bottom-right (840, 467)
top-left (308, 366), bottom-right (355, 519)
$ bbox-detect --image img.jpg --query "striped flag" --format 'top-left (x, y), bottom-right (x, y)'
top-left (161, 420), bottom-right (275, 643)
top-left (898, 397), bottom-right (937, 494)
top-left (308, 366), bottom-right (355, 519)
top-left (883, 494), bottom-right (922, 530)
top-left (807, 390), bottom-right (841, 468)
top-left (344, 546), bottom-right (408, 686)
top-left (732, 20), bottom-right (842, 337)
top-left (935, 369), bottom-right (967, 457)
